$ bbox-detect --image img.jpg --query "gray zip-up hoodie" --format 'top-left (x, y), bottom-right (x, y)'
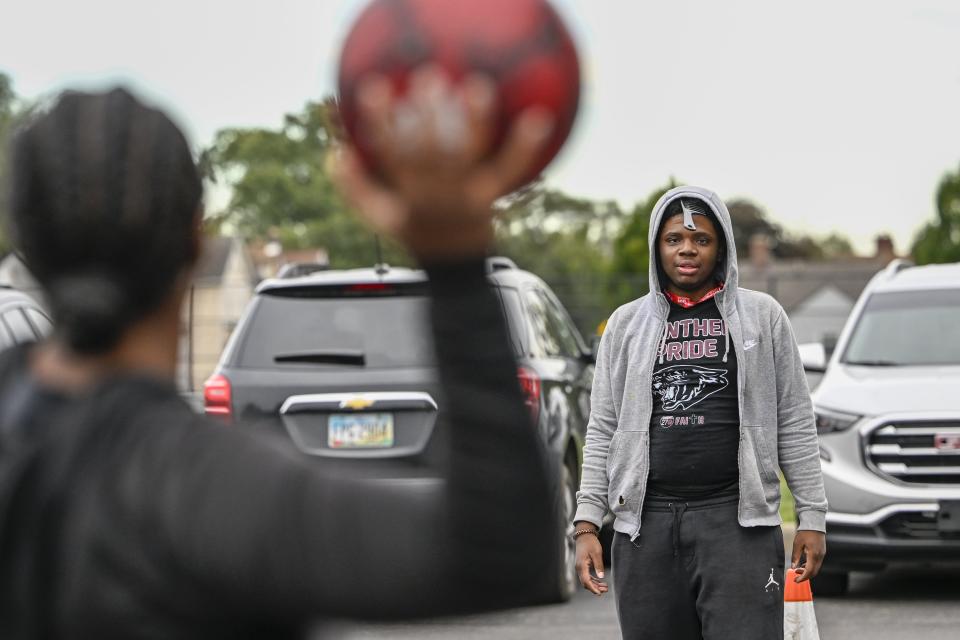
top-left (574, 185), bottom-right (827, 537)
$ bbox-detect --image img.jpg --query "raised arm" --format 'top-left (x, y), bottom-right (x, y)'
top-left (128, 256), bottom-right (555, 619)
top-left (294, 67), bottom-right (559, 615)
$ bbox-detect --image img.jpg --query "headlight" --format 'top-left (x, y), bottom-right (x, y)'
top-left (814, 406), bottom-right (862, 434)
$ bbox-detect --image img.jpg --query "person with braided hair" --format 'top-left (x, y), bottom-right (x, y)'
top-left (0, 75), bottom-right (559, 638)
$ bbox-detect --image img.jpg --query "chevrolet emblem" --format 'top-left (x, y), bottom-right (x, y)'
top-left (341, 397), bottom-right (375, 410)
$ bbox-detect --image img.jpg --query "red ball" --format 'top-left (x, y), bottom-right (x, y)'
top-left (337, 0), bottom-right (581, 193)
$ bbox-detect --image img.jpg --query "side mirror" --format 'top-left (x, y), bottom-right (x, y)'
top-left (589, 335), bottom-right (601, 363)
top-left (798, 342), bottom-right (827, 373)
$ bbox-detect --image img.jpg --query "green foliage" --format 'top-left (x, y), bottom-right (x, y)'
top-left (726, 198), bottom-right (843, 261)
top-left (777, 235), bottom-right (824, 260)
top-left (0, 73), bottom-right (15, 126)
top-left (726, 198), bottom-right (779, 257)
top-left (608, 180), bottom-right (677, 308)
top-left (0, 72), bottom-right (23, 255)
top-left (494, 183), bottom-right (624, 334)
top-left (818, 233), bottom-right (854, 259)
top-left (911, 166), bottom-right (960, 265)
top-left (203, 98), bottom-right (411, 268)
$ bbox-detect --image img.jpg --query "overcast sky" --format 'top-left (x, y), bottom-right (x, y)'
top-left (4, 0), bottom-right (960, 255)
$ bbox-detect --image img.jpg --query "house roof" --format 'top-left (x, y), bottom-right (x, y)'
top-left (2, 238), bottom-right (259, 293)
top-left (195, 236), bottom-right (234, 281)
top-left (738, 259), bottom-right (885, 312)
top-left (193, 236), bottom-right (260, 287)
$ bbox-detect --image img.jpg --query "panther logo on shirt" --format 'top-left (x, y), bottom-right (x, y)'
top-left (652, 365), bottom-right (729, 411)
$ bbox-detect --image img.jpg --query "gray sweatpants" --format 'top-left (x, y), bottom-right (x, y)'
top-left (612, 496), bottom-right (784, 640)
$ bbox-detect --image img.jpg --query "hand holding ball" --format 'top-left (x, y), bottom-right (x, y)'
top-left (337, 0), bottom-right (581, 195)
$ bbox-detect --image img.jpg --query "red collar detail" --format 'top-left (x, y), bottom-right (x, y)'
top-left (664, 283), bottom-right (725, 309)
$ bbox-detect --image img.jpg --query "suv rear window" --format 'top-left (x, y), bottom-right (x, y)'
top-left (842, 289), bottom-right (960, 366)
top-left (236, 292), bottom-right (436, 369)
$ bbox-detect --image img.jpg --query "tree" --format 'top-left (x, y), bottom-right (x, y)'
top-left (727, 198), bottom-right (813, 259)
top-left (0, 73), bottom-right (26, 255)
top-left (203, 98), bottom-right (411, 267)
top-left (493, 183), bottom-right (623, 333)
top-left (911, 166), bottom-right (960, 265)
top-left (496, 182), bottom-right (625, 253)
top-left (607, 180), bottom-right (677, 307)
top-left (725, 198), bottom-right (859, 261)
top-left (776, 235), bottom-right (823, 260)
top-left (0, 74), bottom-right (15, 132)
top-left (819, 233), bottom-right (854, 259)
top-left (725, 199), bottom-right (781, 257)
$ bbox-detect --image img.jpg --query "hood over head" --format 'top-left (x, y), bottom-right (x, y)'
top-left (648, 186), bottom-right (740, 365)
top-left (648, 185), bottom-right (739, 307)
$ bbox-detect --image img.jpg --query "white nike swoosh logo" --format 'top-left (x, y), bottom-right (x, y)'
top-left (744, 340), bottom-right (759, 351)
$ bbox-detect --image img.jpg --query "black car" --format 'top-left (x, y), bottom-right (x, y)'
top-left (0, 285), bottom-right (51, 349)
top-left (205, 258), bottom-right (595, 601)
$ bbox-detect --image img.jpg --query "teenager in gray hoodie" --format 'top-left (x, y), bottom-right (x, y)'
top-left (573, 186), bottom-right (827, 639)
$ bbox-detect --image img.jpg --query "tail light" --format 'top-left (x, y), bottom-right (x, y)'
top-left (517, 366), bottom-right (541, 425)
top-left (203, 373), bottom-right (232, 423)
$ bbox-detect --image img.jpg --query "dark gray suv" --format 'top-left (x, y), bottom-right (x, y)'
top-left (205, 258), bottom-right (595, 602)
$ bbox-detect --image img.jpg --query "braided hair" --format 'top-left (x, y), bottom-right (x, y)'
top-left (4, 88), bottom-right (202, 354)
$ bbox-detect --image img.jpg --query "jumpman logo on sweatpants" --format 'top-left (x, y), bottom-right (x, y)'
top-left (764, 568), bottom-right (780, 592)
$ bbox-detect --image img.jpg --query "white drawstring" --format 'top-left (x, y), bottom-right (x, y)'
top-left (717, 291), bottom-right (731, 363)
top-left (658, 321), bottom-right (669, 365)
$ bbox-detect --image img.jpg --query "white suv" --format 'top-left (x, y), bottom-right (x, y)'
top-left (800, 260), bottom-right (960, 595)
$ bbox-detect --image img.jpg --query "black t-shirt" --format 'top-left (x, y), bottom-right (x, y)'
top-left (647, 297), bottom-right (740, 500)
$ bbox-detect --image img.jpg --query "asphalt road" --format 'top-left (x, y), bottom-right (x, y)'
top-left (315, 565), bottom-right (960, 640)
top-left (814, 567), bottom-right (960, 640)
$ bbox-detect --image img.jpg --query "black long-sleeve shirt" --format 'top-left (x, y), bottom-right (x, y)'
top-left (0, 260), bottom-right (558, 638)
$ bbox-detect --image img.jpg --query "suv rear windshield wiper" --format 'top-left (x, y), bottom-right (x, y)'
top-left (274, 350), bottom-right (366, 366)
top-left (842, 359), bottom-right (899, 366)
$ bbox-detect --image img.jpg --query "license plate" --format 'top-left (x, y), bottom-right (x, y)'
top-left (938, 500), bottom-right (960, 533)
top-left (328, 413), bottom-right (394, 448)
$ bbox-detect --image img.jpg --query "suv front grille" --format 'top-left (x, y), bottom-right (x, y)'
top-left (879, 511), bottom-right (960, 540)
top-left (866, 421), bottom-right (960, 485)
